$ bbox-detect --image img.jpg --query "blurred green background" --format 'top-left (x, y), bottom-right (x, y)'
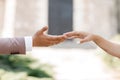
top-left (0, 55), bottom-right (54, 80)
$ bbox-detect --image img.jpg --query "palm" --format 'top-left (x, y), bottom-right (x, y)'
top-left (33, 26), bottom-right (66, 47)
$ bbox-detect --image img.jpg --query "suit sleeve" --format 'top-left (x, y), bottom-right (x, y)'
top-left (0, 38), bottom-right (25, 54)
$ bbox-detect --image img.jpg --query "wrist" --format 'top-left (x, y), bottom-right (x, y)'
top-left (32, 36), bottom-right (36, 47)
top-left (92, 34), bottom-right (102, 42)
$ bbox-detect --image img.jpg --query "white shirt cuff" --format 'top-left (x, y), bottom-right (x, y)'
top-left (24, 36), bottom-right (32, 51)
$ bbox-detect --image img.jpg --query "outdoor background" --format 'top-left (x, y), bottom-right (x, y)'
top-left (0, 0), bottom-right (120, 80)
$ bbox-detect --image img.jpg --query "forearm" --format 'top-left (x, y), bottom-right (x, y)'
top-left (0, 38), bottom-right (25, 54)
top-left (93, 35), bottom-right (120, 58)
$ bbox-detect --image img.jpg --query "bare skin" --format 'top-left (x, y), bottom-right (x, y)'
top-left (33, 26), bottom-right (67, 47)
top-left (64, 31), bottom-right (120, 58)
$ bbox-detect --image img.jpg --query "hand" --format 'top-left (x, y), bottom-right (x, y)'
top-left (64, 31), bottom-right (95, 43)
top-left (33, 26), bottom-right (67, 47)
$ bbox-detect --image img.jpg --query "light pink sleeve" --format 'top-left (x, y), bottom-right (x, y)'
top-left (0, 38), bottom-right (25, 54)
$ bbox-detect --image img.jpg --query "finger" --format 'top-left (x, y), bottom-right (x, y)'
top-left (49, 39), bottom-right (65, 45)
top-left (66, 36), bottom-right (80, 39)
top-left (64, 31), bottom-right (80, 37)
top-left (37, 26), bottom-right (48, 35)
top-left (45, 35), bottom-right (67, 46)
top-left (80, 39), bottom-right (87, 43)
top-left (47, 35), bottom-right (66, 41)
top-left (44, 40), bottom-right (63, 46)
top-left (80, 37), bottom-right (91, 43)
top-left (46, 37), bottom-right (65, 46)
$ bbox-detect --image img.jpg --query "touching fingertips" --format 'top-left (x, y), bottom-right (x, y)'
top-left (63, 35), bottom-right (68, 39)
top-left (80, 39), bottom-right (85, 43)
top-left (64, 34), bottom-right (70, 37)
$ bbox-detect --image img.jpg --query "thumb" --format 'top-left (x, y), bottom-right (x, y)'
top-left (37, 26), bottom-right (48, 34)
top-left (80, 39), bottom-right (87, 43)
top-left (80, 36), bottom-right (91, 43)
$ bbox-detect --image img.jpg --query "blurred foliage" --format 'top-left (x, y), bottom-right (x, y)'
top-left (0, 55), bottom-right (54, 80)
top-left (98, 35), bottom-right (120, 70)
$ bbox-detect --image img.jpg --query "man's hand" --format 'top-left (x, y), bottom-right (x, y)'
top-left (64, 31), bottom-right (95, 43)
top-left (33, 26), bottom-right (67, 47)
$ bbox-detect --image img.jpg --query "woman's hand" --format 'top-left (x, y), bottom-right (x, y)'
top-left (64, 31), bottom-right (95, 43)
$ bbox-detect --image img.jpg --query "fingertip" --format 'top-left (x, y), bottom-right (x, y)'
top-left (43, 26), bottom-right (48, 30)
top-left (63, 34), bottom-right (68, 38)
top-left (64, 34), bottom-right (71, 37)
top-left (40, 26), bottom-right (48, 33)
top-left (63, 33), bottom-right (67, 36)
top-left (60, 35), bottom-right (67, 40)
top-left (80, 40), bottom-right (85, 44)
top-left (64, 32), bottom-right (78, 37)
top-left (64, 32), bottom-right (72, 35)
top-left (60, 35), bottom-right (68, 41)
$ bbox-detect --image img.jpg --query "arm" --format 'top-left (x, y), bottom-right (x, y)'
top-left (65, 31), bottom-right (120, 58)
top-left (32, 26), bottom-right (66, 47)
top-left (0, 26), bottom-right (66, 54)
top-left (0, 37), bottom-right (25, 54)
top-left (93, 35), bottom-right (120, 58)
